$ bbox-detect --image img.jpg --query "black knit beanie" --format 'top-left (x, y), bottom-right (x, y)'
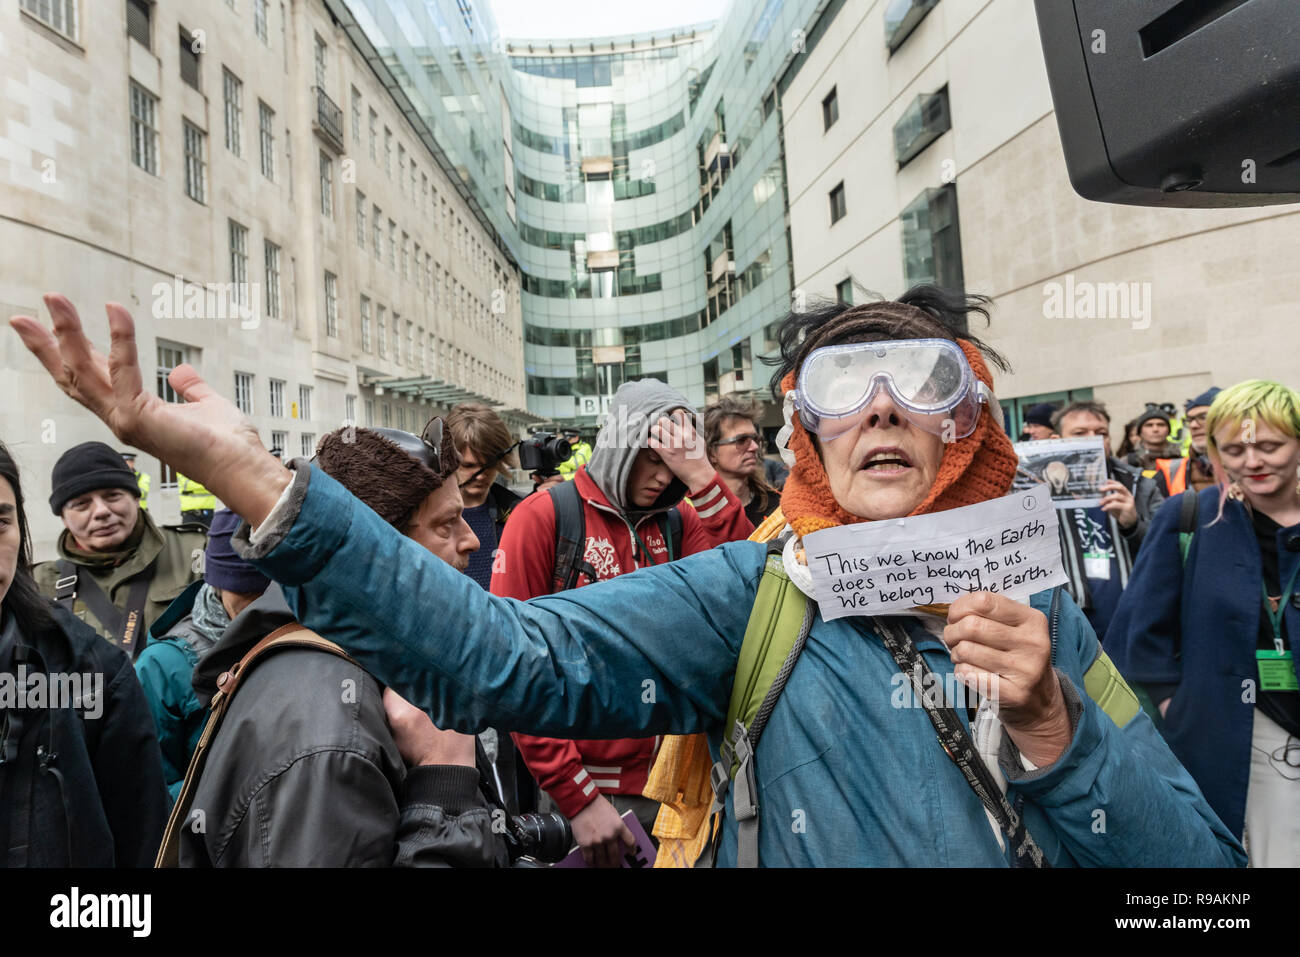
top-left (49, 441), bottom-right (141, 515)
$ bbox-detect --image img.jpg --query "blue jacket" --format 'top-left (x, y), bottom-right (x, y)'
top-left (242, 464), bottom-right (1243, 866)
top-left (1105, 487), bottom-right (1300, 840)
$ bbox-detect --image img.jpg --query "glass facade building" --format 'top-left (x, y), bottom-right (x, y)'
top-left (336, 0), bottom-right (824, 424)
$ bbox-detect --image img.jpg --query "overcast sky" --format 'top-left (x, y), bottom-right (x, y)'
top-left (487, 0), bottom-right (730, 40)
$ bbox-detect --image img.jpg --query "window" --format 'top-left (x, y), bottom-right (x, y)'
top-left (401, 233), bottom-right (409, 279)
top-left (319, 151), bottom-right (333, 217)
top-left (298, 385), bottom-right (313, 421)
top-left (893, 87), bottom-right (951, 167)
top-left (377, 305), bottom-right (387, 357)
top-left (324, 271), bottom-right (338, 337)
top-left (179, 28), bottom-right (201, 90)
top-left (345, 395), bottom-right (357, 426)
top-left (155, 342), bottom-right (189, 485)
top-left (396, 406), bottom-right (406, 431)
top-left (388, 220), bottom-right (396, 269)
top-left (253, 0), bottom-right (268, 43)
top-left (314, 33), bottom-right (327, 89)
top-left (264, 240), bottom-right (281, 319)
top-left (129, 82), bottom-right (158, 174)
top-left (381, 404), bottom-right (391, 428)
top-left (126, 0), bottom-right (151, 48)
top-left (836, 278), bottom-right (853, 304)
top-left (356, 192), bottom-right (366, 248)
top-left (228, 220), bottom-right (248, 303)
top-left (384, 127), bottom-right (392, 176)
top-left (182, 120), bottom-right (206, 202)
top-left (234, 372), bottom-right (254, 414)
top-left (829, 181), bottom-right (847, 224)
top-left (414, 243), bottom-right (422, 289)
top-left (368, 109), bottom-right (378, 161)
top-left (300, 433), bottom-right (316, 458)
top-left (269, 378), bottom-right (285, 417)
top-left (884, 0), bottom-right (940, 52)
top-left (406, 321), bottom-right (414, 367)
top-left (364, 398), bottom-right (374, 425)
top-left (223, 69), bottom-right (243, 156)
top-left (372, 207), bottom-right (382, 261)
top-left (285, 129), bottom-right (293, 195)
top-left (351, 87), bottom-right (361, 145)
top-left (21, 0), bottom-right (77, 41)
top-left (398, 144), bottom-right (406, 193)
top-left (360, 296), bottom-right (372, 352)
top-left (822, 86), bottom-right (839, 130)
top-left (901, 183), bottom-right (964, 293)
top-left (258, 101), bottom-right (275, 180)
top-left (270, 430), bottom-right (288, 456)
top-left (393, 313), bottom-right (402, 363)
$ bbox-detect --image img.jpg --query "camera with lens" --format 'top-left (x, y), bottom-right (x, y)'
top-left (502, 811), bottom-right (574, 866)
top-left (518, 431), bottom-right (572, 477)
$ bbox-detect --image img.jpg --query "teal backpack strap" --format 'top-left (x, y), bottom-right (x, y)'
top-left (707, 540), bottom-right (814, 868)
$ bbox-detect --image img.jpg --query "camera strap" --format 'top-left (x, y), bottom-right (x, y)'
top-left (869, 617), bottom-right (1048, 868)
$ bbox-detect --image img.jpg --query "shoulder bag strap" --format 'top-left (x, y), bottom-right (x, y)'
top-left (871, 617), bottom-right (1048, 868)
top-left (155, 624), bottom-right (357, 867)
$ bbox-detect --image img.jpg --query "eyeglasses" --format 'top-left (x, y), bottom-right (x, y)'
top-left (714, 432), bottom-right (764, 450)
top-left (1186, 412), bottom-right (1208, 425)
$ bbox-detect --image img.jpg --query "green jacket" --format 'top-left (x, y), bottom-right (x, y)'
top-left (34, 508), bottom-right (207, 650)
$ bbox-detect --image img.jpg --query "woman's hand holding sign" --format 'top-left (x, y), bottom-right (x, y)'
top-left (943, 591), bottom-right (1072, 768)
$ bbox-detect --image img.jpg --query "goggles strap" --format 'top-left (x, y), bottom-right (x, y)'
top-left (776, 391), bottom-right (798, 468)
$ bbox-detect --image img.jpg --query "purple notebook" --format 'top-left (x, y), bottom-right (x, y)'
top-left (551, 810), bottom-right (657, 868)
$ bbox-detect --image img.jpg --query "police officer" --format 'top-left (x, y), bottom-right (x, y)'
top-left (556, 427), bottom-right (592, 480)
top-left (177, 472), bottom-right (217, 527)
top-left (34, 441), bottom-right (207, 656)
top-left (121, 450), bottom-right (150, 510)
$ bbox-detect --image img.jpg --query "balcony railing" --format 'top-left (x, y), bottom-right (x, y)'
top-left (312, 86), bottom-right (345, 153)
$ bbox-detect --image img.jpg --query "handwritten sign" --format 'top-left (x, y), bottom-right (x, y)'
top-left (804, 490), bottom-right (1068, 620)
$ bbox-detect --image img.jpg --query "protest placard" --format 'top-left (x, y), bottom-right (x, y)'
top-left (1012, 436), bottom-right (1108, 508)
top-left (803, 489), bottom-right (1067, 620)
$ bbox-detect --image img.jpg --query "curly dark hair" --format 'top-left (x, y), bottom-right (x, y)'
top-left (764, 284), bottom-right (1010, 402)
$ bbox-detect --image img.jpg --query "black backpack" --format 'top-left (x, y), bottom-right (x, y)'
top-left (547, 480), bottom-right (682, 593)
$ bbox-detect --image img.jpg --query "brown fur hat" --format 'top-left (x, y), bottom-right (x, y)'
top-left (314, 426), bottom-right (459, 530)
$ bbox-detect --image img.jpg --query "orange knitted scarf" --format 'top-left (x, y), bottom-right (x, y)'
top-left (779, 339), bottom-right (1018, 537)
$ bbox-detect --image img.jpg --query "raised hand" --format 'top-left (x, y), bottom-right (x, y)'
top-left (10, 294), bottom-right (289, 525)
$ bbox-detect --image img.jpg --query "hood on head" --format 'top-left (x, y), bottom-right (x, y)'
top-left (586, 378), bottom-right (697, 516)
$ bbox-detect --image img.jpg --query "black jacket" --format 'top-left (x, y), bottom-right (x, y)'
top-left (0, 604), bottom-right (169, 867)
top-left (1056, 457), bottom-right (1165, 616)
top-left (181, 584), bottom-right (508, 867)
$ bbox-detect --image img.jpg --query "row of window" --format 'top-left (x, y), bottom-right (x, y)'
top-left (231, 373), bottom-right (316, 422)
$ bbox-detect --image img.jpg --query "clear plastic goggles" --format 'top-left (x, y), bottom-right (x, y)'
top-left (792, 338), bottom-right (997, 442)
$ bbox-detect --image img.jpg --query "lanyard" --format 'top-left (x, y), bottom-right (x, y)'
top-left (1261, 561), bottom-right (1300, 652)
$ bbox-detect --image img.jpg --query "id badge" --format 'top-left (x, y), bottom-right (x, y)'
top-left (1083, 550), bottom-right (1111, 580)
top-left (1257, 650), bottom-right (1299, 692)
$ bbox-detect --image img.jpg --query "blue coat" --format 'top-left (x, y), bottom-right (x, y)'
top-left (244, 465), bottom-right (1243, 866)
top-left (1105, 487), bottom-right (1300, 840)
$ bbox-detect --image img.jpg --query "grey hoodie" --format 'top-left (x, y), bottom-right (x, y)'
top-left (586, 378), bottom-right (697, 516)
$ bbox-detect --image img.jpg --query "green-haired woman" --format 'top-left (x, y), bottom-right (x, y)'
top-left (1108, 379), bottom-right (1300, 865)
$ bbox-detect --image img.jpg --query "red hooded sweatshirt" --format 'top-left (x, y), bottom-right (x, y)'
top-left (491, 462), bottom-right (753, 818)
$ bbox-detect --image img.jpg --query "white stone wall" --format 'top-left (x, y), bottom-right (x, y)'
top-left (2, 0), bottom-right (525, 558)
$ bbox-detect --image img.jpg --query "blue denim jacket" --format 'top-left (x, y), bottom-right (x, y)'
top-left (243, 464), bottom-right (1244, 867)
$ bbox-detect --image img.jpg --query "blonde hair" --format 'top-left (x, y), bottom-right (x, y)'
top-left (1204, 379), bottom-right (1300, 520)
top-left (446, 403), bottom-right (517, 475)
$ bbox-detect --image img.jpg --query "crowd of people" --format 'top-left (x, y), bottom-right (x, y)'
top-left (1, 284), bottom-right (1296, 868)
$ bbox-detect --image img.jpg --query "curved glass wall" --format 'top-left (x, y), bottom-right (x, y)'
top-left (340, 0), bottom-right (823, 424)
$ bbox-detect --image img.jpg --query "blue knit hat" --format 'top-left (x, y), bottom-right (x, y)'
top-left (1186, 387), bottom-right (1221, 412)
top-left (204, 509), bottom-right (270, 594)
